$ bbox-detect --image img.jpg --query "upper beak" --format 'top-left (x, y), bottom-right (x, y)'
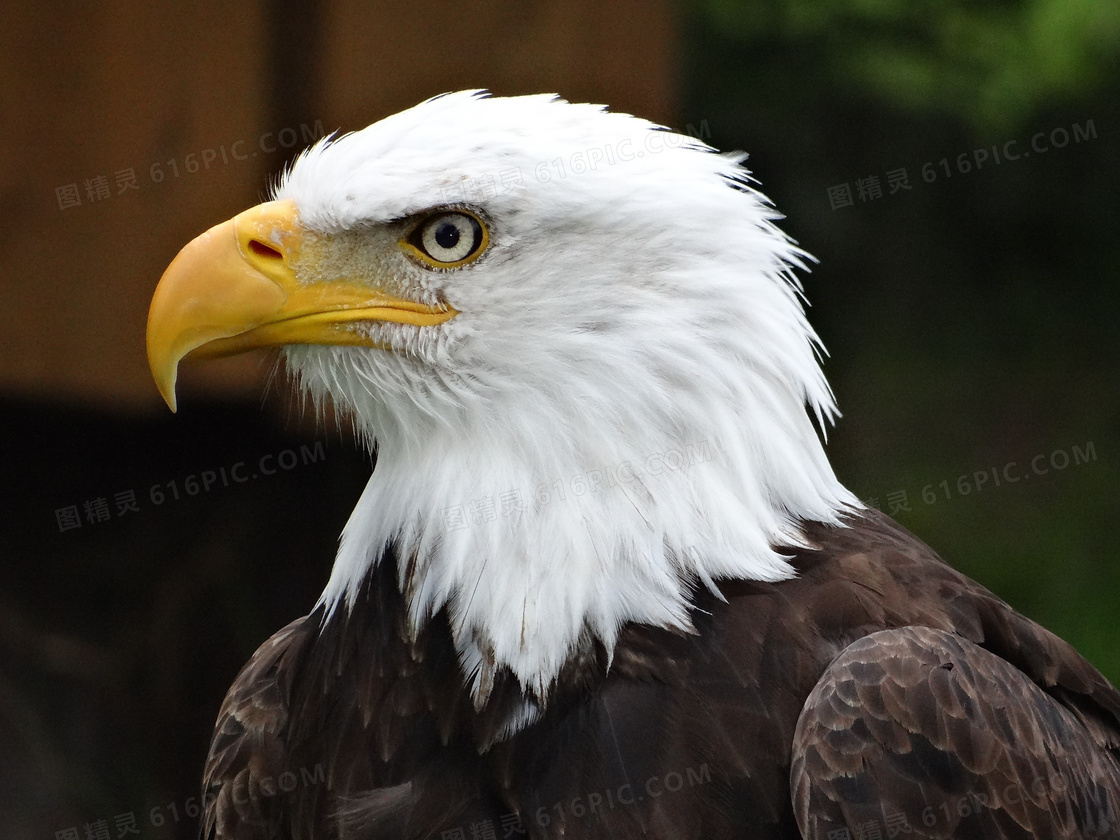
top-left (146, 199), bottom-right (456, 411)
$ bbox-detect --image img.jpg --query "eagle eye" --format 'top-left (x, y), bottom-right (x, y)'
top-left (403, 210), bottom-right (488, 268)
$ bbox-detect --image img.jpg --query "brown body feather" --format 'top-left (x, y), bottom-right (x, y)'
top-left (201, 510), bottom-right (1120, 839)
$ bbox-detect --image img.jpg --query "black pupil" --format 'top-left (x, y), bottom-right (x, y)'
top-left (435, 221), bottom-right (460, 250)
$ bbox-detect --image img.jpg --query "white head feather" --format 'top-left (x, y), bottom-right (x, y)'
top-left (272, 91), bottom-right (860, 729)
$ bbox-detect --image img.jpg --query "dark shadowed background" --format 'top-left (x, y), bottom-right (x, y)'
top-left (1, 2), bottom-right (1117, 838)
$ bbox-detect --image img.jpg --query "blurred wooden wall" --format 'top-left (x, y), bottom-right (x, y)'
top-left (0, 0), bottom-right (679, 412)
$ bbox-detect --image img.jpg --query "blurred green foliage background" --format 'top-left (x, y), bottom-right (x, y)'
top-left (681, 0), bottom-right (1119, 680)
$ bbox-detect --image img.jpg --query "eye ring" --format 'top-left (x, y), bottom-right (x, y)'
top-left (401, 210), bottom-right (489, 268)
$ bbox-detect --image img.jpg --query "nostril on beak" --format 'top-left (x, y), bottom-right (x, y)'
top-left (248, 239), bottom-right (284, 260)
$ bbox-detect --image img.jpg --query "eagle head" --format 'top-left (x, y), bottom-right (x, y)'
top-left (147, 91), bottom-right (858, 715)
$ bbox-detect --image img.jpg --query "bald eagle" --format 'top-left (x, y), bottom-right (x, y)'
top-left (147, 92), bottom-right (1120, 839)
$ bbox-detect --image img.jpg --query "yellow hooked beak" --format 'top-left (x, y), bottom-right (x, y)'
top-left (146, 199), bottom-right (457, 411)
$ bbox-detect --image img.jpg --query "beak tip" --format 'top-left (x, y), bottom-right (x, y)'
top-left (151, 361), bottom-right (180, 413)
top-left (158, 383), bottom-right (178, 413)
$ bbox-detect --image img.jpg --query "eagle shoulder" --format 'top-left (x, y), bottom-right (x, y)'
top-left (791, 625), bottom-right (1120, 839)
top-left (786, 511), bottom-right (1120, 839)
top-left (201, 616), bottom-right (318, 840)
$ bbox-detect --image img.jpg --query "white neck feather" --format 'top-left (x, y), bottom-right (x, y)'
top-left (308, 339), bottom-right (857, 713)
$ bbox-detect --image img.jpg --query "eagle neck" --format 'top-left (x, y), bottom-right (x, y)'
top-left (316, 411), bottom-right (857, 721)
